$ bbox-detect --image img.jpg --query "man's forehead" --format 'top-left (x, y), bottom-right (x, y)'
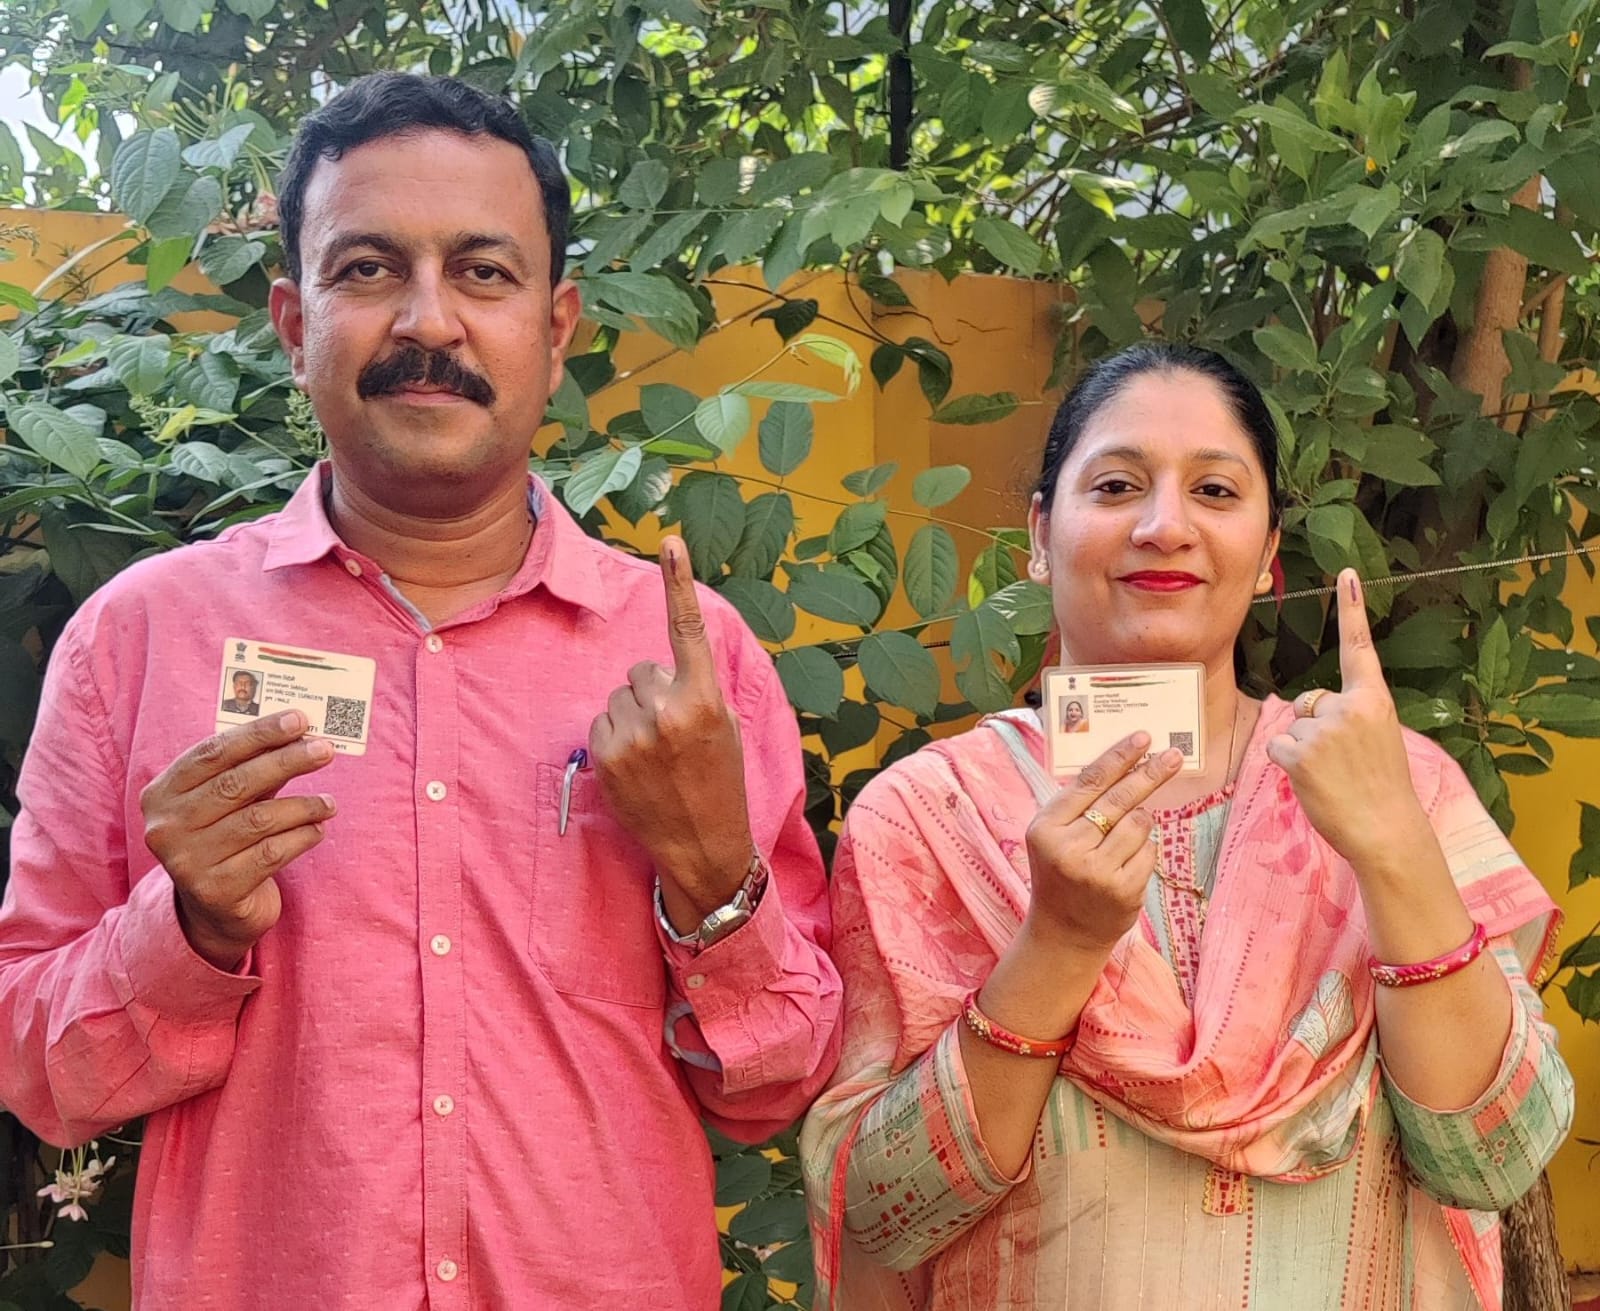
top-left (299, 130), bottom-right (544, 246)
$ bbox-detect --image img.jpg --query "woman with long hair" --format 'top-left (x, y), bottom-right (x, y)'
top-left (800, 342), bottom-right (1572, 1309)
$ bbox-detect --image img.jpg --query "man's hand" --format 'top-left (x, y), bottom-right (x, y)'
top-left (590, 536), bottom-right (754, 934)
top-left (140, 711), bottom-right (338, 971)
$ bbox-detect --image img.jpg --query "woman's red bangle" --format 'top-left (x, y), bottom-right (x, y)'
top-left (960, 991), bottom-right (1072, 1059)
top-left (1367, 921), bottom-right (1488, 988)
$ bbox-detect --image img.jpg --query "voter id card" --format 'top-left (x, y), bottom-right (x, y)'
top-left (216, 637), bottom-right (376, 756)
top-left (1041, 663), bottom-right (1205, 777)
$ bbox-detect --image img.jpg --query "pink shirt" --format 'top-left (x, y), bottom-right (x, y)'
top-left (0, 466), bottom-right (842, 1309)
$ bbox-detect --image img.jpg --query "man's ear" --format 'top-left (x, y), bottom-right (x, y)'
top-left (544, 277), bottom-right (583, 396)
top-left (268, 277), bottom-right (308, 388)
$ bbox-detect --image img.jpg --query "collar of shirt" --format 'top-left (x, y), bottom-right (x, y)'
top-left (258, 461), bottom-right (612, 620)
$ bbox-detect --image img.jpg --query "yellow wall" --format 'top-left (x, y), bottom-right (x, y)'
top-left (4, 211), bottom-right (1597, 1278)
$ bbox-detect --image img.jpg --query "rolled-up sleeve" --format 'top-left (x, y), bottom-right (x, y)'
top-left (660, 631), bottom-right (842, 1142)
top-left (1383, 940), bottom-right (1574, 1211)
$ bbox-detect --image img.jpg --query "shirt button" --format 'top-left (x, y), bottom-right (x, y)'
top-left (685, 974), bottom-right (707, 990)
top-left (425, 634), bottom-right (444, 653)
top-left (425, 780), bottom-right (447, 801)
top-left (429, 934), bottom-right (452, 957)
top-left (343, 558), bottom-right (363, 577)
top-left (436, 1258), bottom-right (458, 1282)
top-left (433, 1094), bottom-right (455, 1117)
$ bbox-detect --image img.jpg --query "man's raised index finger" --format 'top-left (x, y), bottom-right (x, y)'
top-left (167, 710), bottom-right (309, 793)
top-left (1336, 568), bottom-right (1385, 690)
top-left (660, 536), bottom-right (714, 685)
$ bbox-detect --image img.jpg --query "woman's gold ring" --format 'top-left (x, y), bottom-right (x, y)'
top-left (1084, 807), bottom-right (1114, 838)
top-left (1296, 687), bottom-right (1330, 719)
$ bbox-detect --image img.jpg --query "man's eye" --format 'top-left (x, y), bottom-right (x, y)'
top-left (345, 260), bottom-right (387, 279)
top-left (466, 265), bottom-right (507, 283)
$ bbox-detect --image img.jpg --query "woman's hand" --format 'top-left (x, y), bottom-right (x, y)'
top-left (1024, 732), bottom-right (1184, 954)
top-left (1266, 569), bottom-right (1431, 868)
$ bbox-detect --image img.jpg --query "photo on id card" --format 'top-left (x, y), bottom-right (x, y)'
top-left (216, 638), bottom-right (376, 755)
top-left (1041, 663), bottom-right (1206, 777)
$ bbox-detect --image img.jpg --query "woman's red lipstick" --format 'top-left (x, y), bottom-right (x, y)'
top-left (1121, 571), bottom-right (1202, 592)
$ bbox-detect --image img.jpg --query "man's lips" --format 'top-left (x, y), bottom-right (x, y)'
top-left (1120, 571), bottom-right (1203, 592)
top-left (384, 384), bottom-right (467, 404)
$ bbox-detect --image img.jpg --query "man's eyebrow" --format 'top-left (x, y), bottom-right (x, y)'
top-left (317, 232), bottom-right (406, 273)
top-left (451, 231), bottom-right (531, 270)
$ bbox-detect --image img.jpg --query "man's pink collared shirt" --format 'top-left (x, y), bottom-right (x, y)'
top-left (0, 467), bottom-right (842, 1308)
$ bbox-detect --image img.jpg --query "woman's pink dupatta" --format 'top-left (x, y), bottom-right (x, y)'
top-left (800, 697), bottom-right (1560, 1310)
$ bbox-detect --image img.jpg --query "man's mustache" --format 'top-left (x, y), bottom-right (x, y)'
top-left (356, 346), bottom-right (496, 406)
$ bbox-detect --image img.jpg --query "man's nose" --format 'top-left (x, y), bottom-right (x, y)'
top-left (390, 269), bottom-right (465, 351)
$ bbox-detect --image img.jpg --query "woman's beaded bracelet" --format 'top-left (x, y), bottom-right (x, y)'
top-left (960, 991), bottom-right (1072, 1060)
top-left (1367, 921), bottom-right (1488, 988)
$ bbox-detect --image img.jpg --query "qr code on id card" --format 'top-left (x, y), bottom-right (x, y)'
top-left (1168, 731), bottom-right (1195, 755)
top-left (324, 695), bottom-right (368, 740)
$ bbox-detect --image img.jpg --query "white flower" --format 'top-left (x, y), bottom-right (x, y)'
top-left (37, 1152), bottom-right (115, 1223)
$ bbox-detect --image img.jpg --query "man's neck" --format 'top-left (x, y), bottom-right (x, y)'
top-left (325, 469), bottom-right (535, 627)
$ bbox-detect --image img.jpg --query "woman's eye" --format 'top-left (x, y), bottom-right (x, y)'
top-left (1093, 479), bottom-right (1138, 495)
top-left (1196, 482), bottom-right (1237, 499)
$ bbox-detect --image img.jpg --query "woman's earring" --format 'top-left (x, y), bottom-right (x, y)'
top-left (1030, 558), bottom-right (1050, 581)
top-left (1255, 570), bottom-right (1273, 595)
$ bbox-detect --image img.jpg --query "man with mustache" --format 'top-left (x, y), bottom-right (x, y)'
top-left (0, 73), bottom-right (841, 1309)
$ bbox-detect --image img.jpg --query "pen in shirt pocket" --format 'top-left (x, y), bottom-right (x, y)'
top-left (558, 747), bottom-right (588, 836)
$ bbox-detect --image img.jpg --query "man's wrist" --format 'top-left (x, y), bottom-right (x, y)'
top-left (656, 849), bottom-right (769, 950)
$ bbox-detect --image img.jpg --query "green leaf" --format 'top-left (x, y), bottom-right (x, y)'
top-left (564, 445), bottom-right (643, 517)
top-left (1495, 206), bottom-right (1589, 276)
top-left (1163, 0), bottom-right (1213, 59)
top-left (1570, 802), bottom-right (1600, 889)
top-left (0, 281), bottom-right (39, 313)
top-left (110, 128), bottom-right (182, 225)
top-left (931, 392), bottom-right (1019, 425)
top-left (159, 0), bottom-right (206, 32)
top-left (631, 210), bottom-right (706, 272)
top-left (776, 645), bottom-right (844, 717)
top-left (640, 383), bottom-right (700, 439)
top-left (0, 637), bottom-right (40, 748)
top-left (168, 439), bottom-right (234, 483)
top-left (1253, 325), bottom-right (1320, 373)
top-left (904, 524), bottom-right (959, 618)
top-left (829, 501), bottom-right (888, 557)
top-left (8, 403), bottom-right (101, 479)
top-left (675, 471), bottom-right (745, 577)
top-left (758, 401), bottom-right (813, 476)
top-left (716, 577), bottom-right (794, 643)
top-left (1515, 689), bottom-right (1600, 737)
top-left (986, 579), bottom-right (1054, 635)
top-left (857, 631), bottom-right (940, 718)
top-left (588, 272), bottom-right (701, 349)
top-left (618, 158), bottom-right (670, 211)
top-left (105, 333), bottom-right (172, 394)
top-left (784, 564), bottom-right (882, 627)
top-left (842, 463), bottom-right (898, 497)
top-left (1477, 617), bottom-right (1512, 699)
top-left (1349, 184), bottom-right (1401, 240)
top-left (40, 508), bottom-right (138, 604)
top-left (967, 542), bottom-right (1019, 606)
top-left (182, 123), bottom-right (255, 171)
top-left (1247, 102), bottom-right (1350, 155)
top-left (146, 174), bottom-right (225, 241)
top-left (145, 235), bottom-right (191, 292)
top-left (1395, 228), bottom-right (1447, 307)
top-left (721, 1273), bottom-right (770, 1311)
top-left (729, 1193), bottom-right (808, 1246)
top-left (199, 235), bottom-right (266, 285)
top-left (714, 1151), bottom-right (773, 1205)
top-left (912, 465), bottom-right (971, 509)
top-left (729, 492), bottom-right (794, 580)
top-left (952, 606), bottom-right (1018, 711)
top-left (0, 332), bottom-right (18, 384)
top-left (971, 215), bottom-right (1045, 276)
top-left (818, 700), bottom-right (880, 756)
top-left (694, 392), bottom-right (752, 453)
top-left (730, 380), bottom-right (841, 404)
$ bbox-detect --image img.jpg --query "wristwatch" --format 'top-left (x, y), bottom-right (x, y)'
top-left (655, 850), bottom-right (770, 953)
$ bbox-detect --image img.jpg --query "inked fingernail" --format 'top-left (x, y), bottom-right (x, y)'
top-left (319, 794), bottom-right (337, 814)
top-left (280, 710), bottom-right (306, 732)
top-left (307, 739), bottom-right (335, 761)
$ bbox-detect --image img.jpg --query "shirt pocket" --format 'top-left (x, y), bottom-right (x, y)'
top-left (526, 761), bottom-right (666, 1009)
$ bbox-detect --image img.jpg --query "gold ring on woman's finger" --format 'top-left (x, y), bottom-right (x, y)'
top-left (1296, 688), bottom-right (1329, 719)
top-left (1083, 807), bottom-right (1114, 838)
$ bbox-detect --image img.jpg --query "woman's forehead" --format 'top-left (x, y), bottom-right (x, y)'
top-left (1074, 373), bottom-right (1256, 466)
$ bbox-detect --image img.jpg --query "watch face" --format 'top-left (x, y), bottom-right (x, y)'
top-left (698, 893), bottom-right (754, 946)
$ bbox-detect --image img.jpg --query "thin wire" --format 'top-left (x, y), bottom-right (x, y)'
top-left (1259, 541), bottom-right (1600, 604)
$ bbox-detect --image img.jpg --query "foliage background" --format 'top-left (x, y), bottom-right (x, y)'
top-left (2, 0), bottom-right (1599, 1304)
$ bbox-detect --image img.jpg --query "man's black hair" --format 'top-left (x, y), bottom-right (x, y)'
top-left (276, 72), bottom-right (570, 288)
